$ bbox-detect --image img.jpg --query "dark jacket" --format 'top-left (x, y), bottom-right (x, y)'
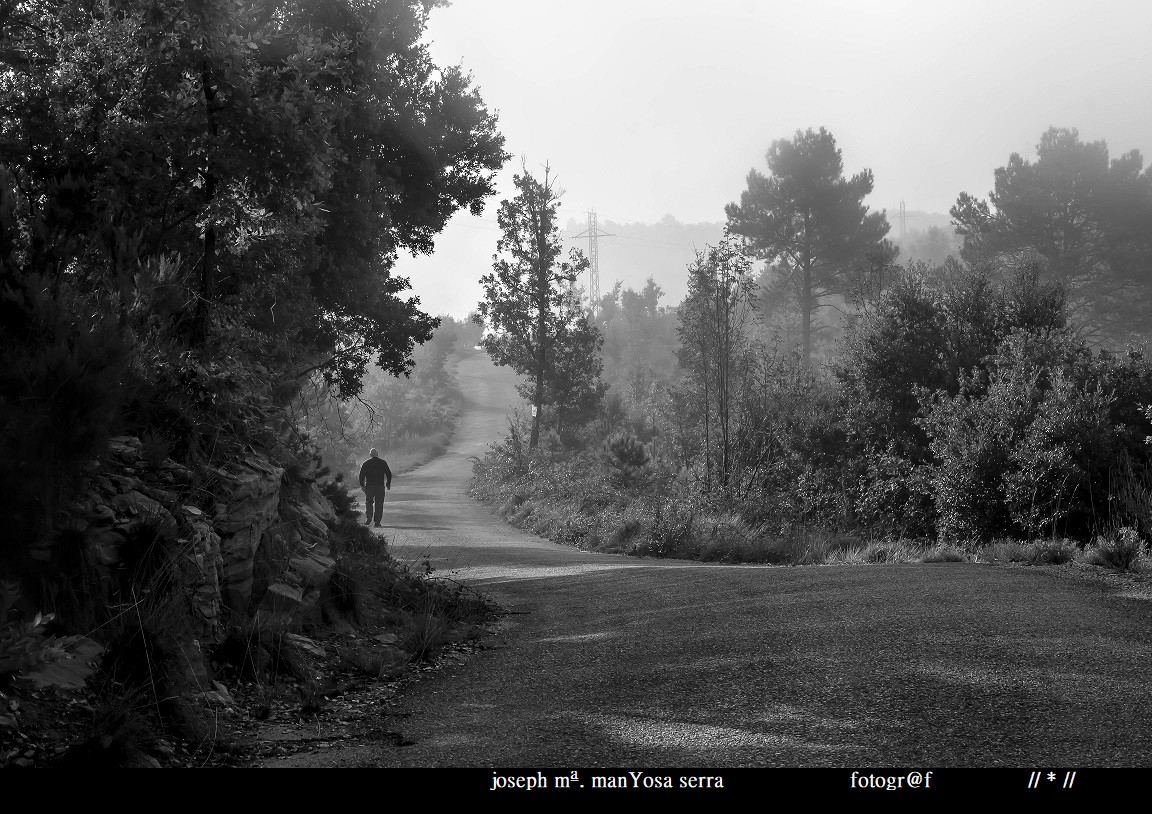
top-left (359, 457), bottom-right (392, 489)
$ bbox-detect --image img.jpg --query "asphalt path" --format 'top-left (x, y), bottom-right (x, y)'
top-left (275, 353), bottom-right (1152, 767)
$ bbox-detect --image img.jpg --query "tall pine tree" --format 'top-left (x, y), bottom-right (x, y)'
top-left (726, 128), bottom-right (893, 364)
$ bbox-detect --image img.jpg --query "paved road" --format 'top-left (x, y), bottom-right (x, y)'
top-left (280, 353), bottom-right (1152, 767)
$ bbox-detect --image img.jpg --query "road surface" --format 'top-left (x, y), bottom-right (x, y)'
top-left (272, 353), bottom-right (1152, 767)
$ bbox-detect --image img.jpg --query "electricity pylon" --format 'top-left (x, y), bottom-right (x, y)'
top-left (573, 209), bottom-right (613, 315)
top-left (898, 199), bottom-right (918, 242)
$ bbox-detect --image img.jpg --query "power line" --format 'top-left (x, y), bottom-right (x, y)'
top-left (600, 233), bottom-right (697, 248)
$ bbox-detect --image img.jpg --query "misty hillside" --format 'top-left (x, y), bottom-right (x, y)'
top-left (559, 209), bottom-right (958, 304)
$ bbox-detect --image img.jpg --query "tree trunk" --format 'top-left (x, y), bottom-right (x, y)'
top-left (801, 279), bottom-right (812, 365)
top-left (699, 304), bottom-right (712, 495)
top-left (529, 313), bottom-right (545, 449)
top-left (720, 261), bottom-right (731, 492)
top-left (801, 213), bottom-right (812, 365)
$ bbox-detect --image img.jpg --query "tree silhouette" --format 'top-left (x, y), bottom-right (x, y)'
top-left (726, 127), bottom-right (893, 364)
top-left (476, 162), bottom-right (600, 448)
top-left (951, 126), bottom-right (1152, 344)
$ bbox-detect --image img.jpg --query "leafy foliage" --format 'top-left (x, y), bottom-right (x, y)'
top-left (601, 431), bottom-right (651, 487)
top-left (952, 126), bottom-right (1152, 344)
top-left (1, 0), bottom-right (507, 395)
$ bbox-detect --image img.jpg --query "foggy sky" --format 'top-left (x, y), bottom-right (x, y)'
top-left (397, 0), bottom-right (1152, 319)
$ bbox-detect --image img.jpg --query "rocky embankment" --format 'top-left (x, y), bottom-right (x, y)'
top-left (59, 436), bottom-right (340, 695)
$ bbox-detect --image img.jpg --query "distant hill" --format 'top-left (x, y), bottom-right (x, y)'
top-left (557, 209), bottom-right (963, 306)
top-left (561, 214), bottom-right (724, 305)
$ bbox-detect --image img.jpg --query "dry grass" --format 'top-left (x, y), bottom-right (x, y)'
top-left (1083, 527), bottom-right (1145, 572)
top-left (921, 544), bottom-right (968, 563)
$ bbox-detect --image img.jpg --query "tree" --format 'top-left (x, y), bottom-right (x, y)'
top-left (951, 126), bottom-right (1152, 344)
top-left (0, 0), bottom-right (507, 395)
top-left (0, 0), bottom-right (506, 562)
top-left (675, 236), bottom-right (758, 493)
top-left (838, 258), bottom-right (1069, 461)
top-left (476, 162), bottom-right (600, 449)
top-left (525, 288), bottom-right (605, 447)
top-left (726, 127), bottom-right (893, 364)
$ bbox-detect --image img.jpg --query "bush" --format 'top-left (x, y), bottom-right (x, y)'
top-left (601, 431), bottom-right (651, 487)
top-left (0, 269), bottom-right (130, 562)
top-left (922, 331), bottom-right (1117, 544)
top-left (822, 538), bottom-right (919, 565)
top-left (862, 540), bottom-right (917, 564)
top-left (852, 450), bottom-right (937, 538)
top-left (986, 540), bottom-right (1029, 562)
top-left (922, 544), bottom-right (967, 563)
top-left (1084, 527), bottom-right (1145, 571)
top-left (212, 621), bottom-right (312, 683)
top-left (1025, 539), bottom-right (1077, 565)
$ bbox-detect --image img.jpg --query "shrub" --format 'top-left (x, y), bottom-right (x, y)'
top-left (922, 331), bottom-right (1116, 544)
top-left (863, 541), bottom-right (913, 563)
top-left (1025, 539), bottom-right (1076, 565)
top-left (695, 513), bottom-right (755, 561)
top-left (321, 564), bottom-right (365, 627)
top-left (0, 269), bottom-right (130, 561)
top-left (397, 607), bottom-right (453, 663)
top-left (1084, 527), bottom-right (1145, 571)
top-left (921, 544), bottom-right (967, 563)
top-left (212, 621), bottom-right (311, 683)
top-left (986, 540), bottom-right (1029, 562)
top-left (852, 450), bottom-right (937, 538)
top-left (340, 644), bottom-right (405, 678)
top-left (824, 545), bottom-right (869, 565)
top-left (606, 518), bottom-right (645, 552)
top-left (53, 687), bottom-right (165, 769)
top-left (601, 431), bottom-right (651, 487)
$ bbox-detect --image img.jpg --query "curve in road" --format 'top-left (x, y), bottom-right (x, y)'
top-left (277, 353), bottom-right (1152, 767)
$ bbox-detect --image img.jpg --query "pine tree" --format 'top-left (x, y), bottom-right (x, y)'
top-left (726, 128), bottom-right (893, 364)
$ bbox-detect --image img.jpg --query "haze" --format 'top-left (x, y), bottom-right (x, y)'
top-left (397, 0), bottom-right (1152, 318)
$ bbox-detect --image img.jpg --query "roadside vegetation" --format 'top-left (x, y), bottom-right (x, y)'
top-left (472, 127), bottom-right (1152, 575)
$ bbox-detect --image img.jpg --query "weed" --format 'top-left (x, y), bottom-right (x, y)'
top-left (339, 645), bottom-right (404, 678)
top-left (1026, 539), bottom-right (1076, 565)
top-left (398, 606), bottom-right (453, 662)
top-left (921, 544), bottom-right (968, 563)
top-left (986, 540), bottom-right (1029, 563)
top-left (212, 621), bottom-right (310, 683)
top-left (1084, 527), bottom-right (1145, 571)
top-left (321, 564), bottom-right (364, 627)
top-left (53, 687), bottom-right (163, 768)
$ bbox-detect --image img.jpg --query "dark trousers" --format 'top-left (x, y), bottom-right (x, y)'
top-left (364, 483), bottom-right (387, 524)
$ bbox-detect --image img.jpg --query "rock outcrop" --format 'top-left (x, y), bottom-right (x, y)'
top-left (70, 435), bottom-right (342, 684)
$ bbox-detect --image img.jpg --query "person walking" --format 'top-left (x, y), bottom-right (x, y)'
top-left (358, 448), bottom-right (392, 527)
